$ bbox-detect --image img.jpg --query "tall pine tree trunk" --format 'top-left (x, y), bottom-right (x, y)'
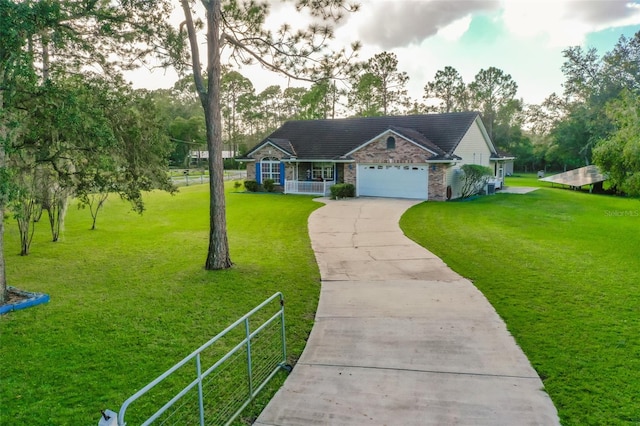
top-left (0, 199), bottom-right (5, 303)
top-left (204, 0), bottom-right (231, 270)
top-left (0, 89), bottom-right (7, 303)
top-left (182, 0), bottom-right (232, 270)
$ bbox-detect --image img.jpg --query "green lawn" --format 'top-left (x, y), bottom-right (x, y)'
top-left (3, 181), bottom-right (639, 425)
top-left (505, 173), bottom-right (551, 187)
top-left (401, 188), bottom-right (640, 425)
top-left (0, 184), bottom-right (322, 425)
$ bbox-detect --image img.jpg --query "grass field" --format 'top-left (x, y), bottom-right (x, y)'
top-left (3, 177), bottom-right (639, 425)
top-left (0, 184), bottom-right (322, 425)
top-left (401, 186), bottom-right (640, 425)
top-left (504, 173), bottom-right (552, 187)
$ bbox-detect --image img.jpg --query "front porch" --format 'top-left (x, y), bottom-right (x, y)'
top-left (284, 179), bottom-right (336, 196)
top-left (283, 161), bottom-right (341, 196)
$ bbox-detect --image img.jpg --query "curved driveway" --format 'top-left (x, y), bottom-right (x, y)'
top-left (256, 197), bottom-right (559, 425)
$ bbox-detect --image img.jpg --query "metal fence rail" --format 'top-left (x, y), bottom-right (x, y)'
top-left (170, 171), bottom-right (246, 187)
top-left (100, 293), bottom-right (287, 426)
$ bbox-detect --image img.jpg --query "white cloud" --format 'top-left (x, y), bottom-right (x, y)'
top-left (356, 0), bottom-right (499, 48)
top-left (124, 0), bottom-right (640, 107)
top-left (501, 0), bottom-right (640, 47)
top-left (437, 14), bottom-right (473, 41)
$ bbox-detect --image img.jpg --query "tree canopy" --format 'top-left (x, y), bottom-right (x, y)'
top-left (593, 90), bottom-right (640, 196)
top-left (0, 0), bottom-right (174, 302)
top-left (424, 66), bottom-right (467, 113)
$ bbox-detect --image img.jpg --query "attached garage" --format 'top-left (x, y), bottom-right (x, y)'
top-left (357, 164), bottom-right (429, 199)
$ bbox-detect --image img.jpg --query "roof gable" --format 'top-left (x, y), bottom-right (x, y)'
top-left (268, 138), bottom-right (297, 156)
top-left (471, 115), bottom-right (498, 155)
top-left (248, 112), bottom-right (485, 160)
top-left (246, 138), bottom-right (295, 157)
top-left (389, 126), bottom-right (447, 156)
top-left (344, 128), bottom-right (443, 157)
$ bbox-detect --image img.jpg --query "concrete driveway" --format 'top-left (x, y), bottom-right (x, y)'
top-left (255, 197), bottom-right (559, 425)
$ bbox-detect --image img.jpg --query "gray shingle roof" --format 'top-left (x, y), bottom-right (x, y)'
top-left (387, 126), bottom-right (446, 156)
top-left (268, 138), bottom-right (296, 156)
top-left (247, 112), bottom-right (482, 160)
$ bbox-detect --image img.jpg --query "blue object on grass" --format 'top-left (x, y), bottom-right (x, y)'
top-left (0, 287), bottom-right (50, 315)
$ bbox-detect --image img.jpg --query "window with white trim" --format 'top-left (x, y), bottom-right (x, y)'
top-left (311, 162), bottom-right (334, 180)
top-left (261, 157), bottom-right (280, 183)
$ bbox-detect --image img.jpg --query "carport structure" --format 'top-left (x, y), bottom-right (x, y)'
top-left (539, 165), bottom-right (607, 191)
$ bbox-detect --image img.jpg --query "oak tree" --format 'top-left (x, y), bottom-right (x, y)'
top-left (0, 0), bottom-right (173, 302)
top-left (593, 90), bottom-right (640, 196)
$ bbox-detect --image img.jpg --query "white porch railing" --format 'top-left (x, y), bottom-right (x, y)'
top-left (284, 180), bottom-right (335, 196)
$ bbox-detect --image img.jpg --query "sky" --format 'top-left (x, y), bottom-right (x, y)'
top-left (126, 0), bottom-right (640, 106)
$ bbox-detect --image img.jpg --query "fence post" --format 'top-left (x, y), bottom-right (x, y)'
top-left (245, 318), bottom-right (254, 398)
top-left (196, 354), bottom-right (205, 426)
top-left (280, 295), bottom-right (287, 365)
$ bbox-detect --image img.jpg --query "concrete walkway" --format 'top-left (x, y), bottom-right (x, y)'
top-left (500, 186), bottom-right (540, 194)
top-left (255, 198), bottom-right (559, 425)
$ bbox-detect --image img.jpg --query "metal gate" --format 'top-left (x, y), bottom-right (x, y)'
top-left (100, 293), bottom-right (288, 426)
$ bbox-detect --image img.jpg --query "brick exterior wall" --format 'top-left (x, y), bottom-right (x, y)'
top-left (351, 133), bottom-right (432, 164)
top-left (343, 163), bottom-right (356, 186)
top-left (251, 146), bottom-right (286, 164)
top-left (349, 132), bottom-right (449, 201)
top-left (246, 132), bottom-right (451, 200)
top-left (427, 164), bottom-right (448, 201)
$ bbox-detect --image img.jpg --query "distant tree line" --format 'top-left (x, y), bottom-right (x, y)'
top-left (168, 32), bottom-right (639, 198)
top-left (162, 52), bottom-right (522, 168)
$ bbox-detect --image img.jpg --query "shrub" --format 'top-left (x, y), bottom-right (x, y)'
top-left (262, 179), bottom-right (275, 192)
top-left (233, 180), bottom-right (243, 192)
top-left (459, 164), bottom-right (493, 198)
top-left (244, 180), bottom-right (259, 192)
top-left (330, 183), bottom-right (356, 200)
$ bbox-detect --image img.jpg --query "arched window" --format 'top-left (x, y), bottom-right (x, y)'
top-left (261, 157), bottom-right (280, 183)
top-left (386, 136), bottom-right (396, 150)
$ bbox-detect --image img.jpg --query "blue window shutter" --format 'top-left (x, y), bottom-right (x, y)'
top-left (280, 163), bottom-right (285, 186)
top-left (256, 163), bottom-right (261, 184)
top-left (334, 164), bottom-right (339, 182)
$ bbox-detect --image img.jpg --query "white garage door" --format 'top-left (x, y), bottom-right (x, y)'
top-left (357, 164), bottom-right (428, 199)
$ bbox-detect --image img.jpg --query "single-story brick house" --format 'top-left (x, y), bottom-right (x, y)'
top-left (239, 112), bottom-right (513, 200)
